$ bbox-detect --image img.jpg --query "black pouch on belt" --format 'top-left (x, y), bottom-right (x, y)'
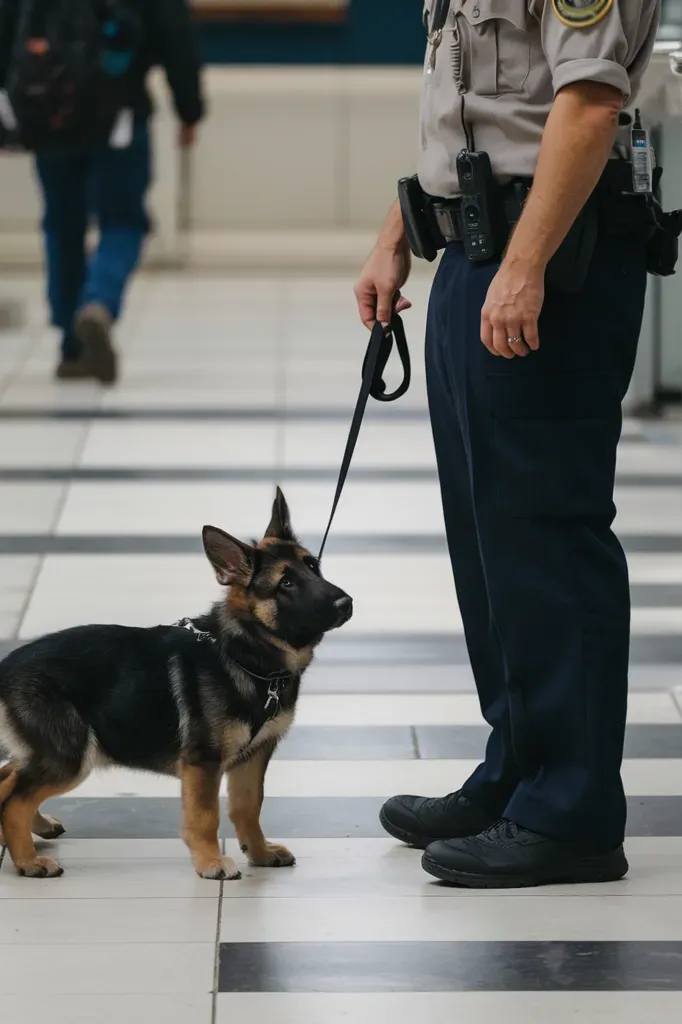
top-left (397, 175), bottom-right (444, 262)
top-left (646, 201), bottom-right (682, 276)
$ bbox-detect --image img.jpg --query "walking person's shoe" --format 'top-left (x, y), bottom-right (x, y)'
top-left (379, 789), bottom-right (498, 849)
top-left (55, 357), bottom-right (94, 380)
top-left (74, 302), bottom-right (118, 385)
top-left (421, 818), bottom-right (629, 889)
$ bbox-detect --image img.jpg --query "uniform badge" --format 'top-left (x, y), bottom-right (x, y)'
top-left (552, 0), bottom-right (613, 28)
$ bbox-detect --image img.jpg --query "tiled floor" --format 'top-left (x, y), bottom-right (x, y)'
top-left (1, 271), bottom-right (682, 1022)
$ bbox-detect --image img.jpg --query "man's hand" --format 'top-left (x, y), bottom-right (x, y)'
top-left (480, 80), bottom-right (623, 358)
top-left (178, 123), bottom-right (197, 148)
top-left (355, 201), bottom-right (412, 329)
top-left (481, 257), bottom-right (544, 359)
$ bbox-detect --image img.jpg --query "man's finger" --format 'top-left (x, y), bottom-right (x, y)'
top-left (492, 322), bottom-right (514, 359)
top-left (395, 296), bottom-right (412, 313)
top-left (522, 317), bottom-right (540, 351)
top-left (480, 312), bottom-right (497, 356)
top-left (376, 290), bottom-right (393, 326)
top-left (506, 324), bottom-right (529, 358)
top-left (355, 289), bottom-right (377, 330)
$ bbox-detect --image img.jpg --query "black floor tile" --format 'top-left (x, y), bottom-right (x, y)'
top-left (276, 726), bottom-right (415, 760)
top-left (36, 795), bottom-right (682, 839)
top-left (218, 940), bottom-right (682, 992)
top-left (415, 724), bottom-right (682, 760)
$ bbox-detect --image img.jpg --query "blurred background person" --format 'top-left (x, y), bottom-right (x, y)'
top-left (0, 0), bottom-right (204, 384)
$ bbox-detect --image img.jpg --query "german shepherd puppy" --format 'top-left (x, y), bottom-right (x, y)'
top-left (0, 489), bottom-right (352, 880)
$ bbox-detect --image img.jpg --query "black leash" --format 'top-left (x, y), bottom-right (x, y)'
top-left (318, 312), bottom-right (410, 559)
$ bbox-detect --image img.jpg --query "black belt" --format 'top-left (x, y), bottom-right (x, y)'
top-left (430, 161), bottom-right (657, 246)
top-left (317, 313), bottom-right (410, 559)
top-left (429, 178), bottom-right (533, 245)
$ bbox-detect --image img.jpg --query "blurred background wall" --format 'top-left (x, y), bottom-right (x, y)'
top-left (1, 0), bottom-right (682, 407)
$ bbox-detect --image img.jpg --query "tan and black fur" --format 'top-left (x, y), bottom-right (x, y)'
top-left (0, 489), bottom-right (352, 879)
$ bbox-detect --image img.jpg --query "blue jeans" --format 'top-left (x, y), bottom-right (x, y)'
top-left (35, 122), bottom-right (151, 359)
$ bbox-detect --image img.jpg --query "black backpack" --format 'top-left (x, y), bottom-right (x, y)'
top-left (1, 0), bottom-right (143, 151)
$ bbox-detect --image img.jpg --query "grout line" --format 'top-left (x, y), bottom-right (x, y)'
top-left (211, 840), bottom-right (226, 1024)
top-left (11, 420), bottom-right (93, 641)
top-left (410, 726), bottom-right (422, 760)
top-left (672, 688), bottom-right (682, 722)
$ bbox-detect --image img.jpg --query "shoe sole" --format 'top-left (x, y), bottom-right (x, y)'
top-left (378, 807), bottom-right (433, 850)
top-left (421, 849), bottom-right (629, 889)
top-left (76, 316), bottom-right (117, 385)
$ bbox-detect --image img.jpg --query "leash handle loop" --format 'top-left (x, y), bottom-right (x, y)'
top-left (317, 312), bottom-right (410, 559)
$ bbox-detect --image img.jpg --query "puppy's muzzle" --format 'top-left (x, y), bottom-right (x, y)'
top-left (333, 595), bottom-right (353, 627)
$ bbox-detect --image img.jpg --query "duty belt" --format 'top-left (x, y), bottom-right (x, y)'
top-left (429, 179), bottom-right (532, 246)
top-left (429, 161), bottom-right (659, 246)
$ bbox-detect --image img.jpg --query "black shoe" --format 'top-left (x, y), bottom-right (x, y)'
top-left (379, 790), bottom-right (497, 849)
top-left (55, 357), bottom-right (94, 381)
top-left (422, 819), bottom-right (629, 889)
top-left (75, 303), bottom-right (118, 385)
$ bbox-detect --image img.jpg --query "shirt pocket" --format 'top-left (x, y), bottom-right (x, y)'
top-left (461, 0), bottom-right (531, 97)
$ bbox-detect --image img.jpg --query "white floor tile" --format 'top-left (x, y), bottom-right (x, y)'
top-left (18, 547), bottom-right (682, 637)
top-left (0, 943), bottom-right (215, 994)
top-left (219, 838), bottom-right (682, 901)
top-left (0, 847), bottom-right (220, 900)
top-left (47, 756), bottom-right (682, 800)
top-left (0, 897), bottom-right (218, 944)
top-left (80, 422), bottom-right (277, 468)
top-left (216, 993), bottom-right (682, 1024)
top-left (0, 483), bottom-right (65, 532)
top-left (628, 554), bottom-right (682, 583)
top-left (617, 442), bottom-right (682, 475)
top-left (293, 691), bottom-right (681, 726)
top-left (53, 478), bottom-right (682, 538)
top-left (614, 486), bottom-right (682, 534)
top-left (219, 893), bottom-right (682, 943)
top-left (0, 423), bottom-right (86, 466)
top-left (100, 384), bottom-right (277, 410)
top-left (19, 552), bottom-right (462, 637)
top-left (55, 481), bottom-right (276, 536)
top-left (283, 421), bottom-right (436, 469)
top-left (2, 995), bottom-right (213, 1024)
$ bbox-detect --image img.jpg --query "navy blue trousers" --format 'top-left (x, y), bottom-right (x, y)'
top-left (35, 122), bottom-right (151, 359)
top-left (426, 234), bottom-right (647, 849)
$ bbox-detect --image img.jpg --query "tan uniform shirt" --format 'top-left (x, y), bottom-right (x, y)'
top-left (418, 0), bottom-right (661, 198)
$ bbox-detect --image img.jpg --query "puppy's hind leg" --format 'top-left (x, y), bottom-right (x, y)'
top-left (0, 762), bottom-right (19, 845)
top-left (3, 764), bottom-right (81, 878)
top-left (32, 808), bottom-right (66, 840)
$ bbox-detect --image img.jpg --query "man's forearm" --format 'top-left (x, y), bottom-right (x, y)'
top-left (504, 81), bottom-right (624, 271)
top-left (378, 200), bottom-right (407, 251)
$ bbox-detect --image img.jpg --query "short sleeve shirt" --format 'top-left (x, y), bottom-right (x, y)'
top-left (418, 0), bottom-right (661, 198)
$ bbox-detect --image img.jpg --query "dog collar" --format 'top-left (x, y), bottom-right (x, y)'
top-left (174, 617), bottom-right (293, 717)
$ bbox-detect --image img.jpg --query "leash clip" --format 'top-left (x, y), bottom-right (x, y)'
top-left (264, 679), bottom-right (281, 716)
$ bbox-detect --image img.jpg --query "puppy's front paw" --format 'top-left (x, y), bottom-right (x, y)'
top-left (196, 856), bottom-right (242, 881)
top-left (249, 842), bottom-right (296, 868)
top-left (18, 856), bottom-right (64, 878)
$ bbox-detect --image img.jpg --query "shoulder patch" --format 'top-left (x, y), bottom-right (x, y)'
top-left (552, 0), bottom-right (613, 28)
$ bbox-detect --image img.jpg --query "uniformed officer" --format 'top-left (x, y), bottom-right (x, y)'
top-left (354, 0), bottom-right (661, 888)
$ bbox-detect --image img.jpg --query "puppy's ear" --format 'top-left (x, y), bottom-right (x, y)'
top-left (202, 526), bottom-right (254, 586)
top-left (264, 487), bottom-right (297, 542)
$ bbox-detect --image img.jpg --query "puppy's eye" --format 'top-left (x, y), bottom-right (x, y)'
top-left (279, 576), bottom-right (293, 589)
top-left (303, 558), bottom-right (319, 574)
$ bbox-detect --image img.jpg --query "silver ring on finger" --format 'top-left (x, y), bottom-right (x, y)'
top-left (507, 335), bottom-right (523, 348)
